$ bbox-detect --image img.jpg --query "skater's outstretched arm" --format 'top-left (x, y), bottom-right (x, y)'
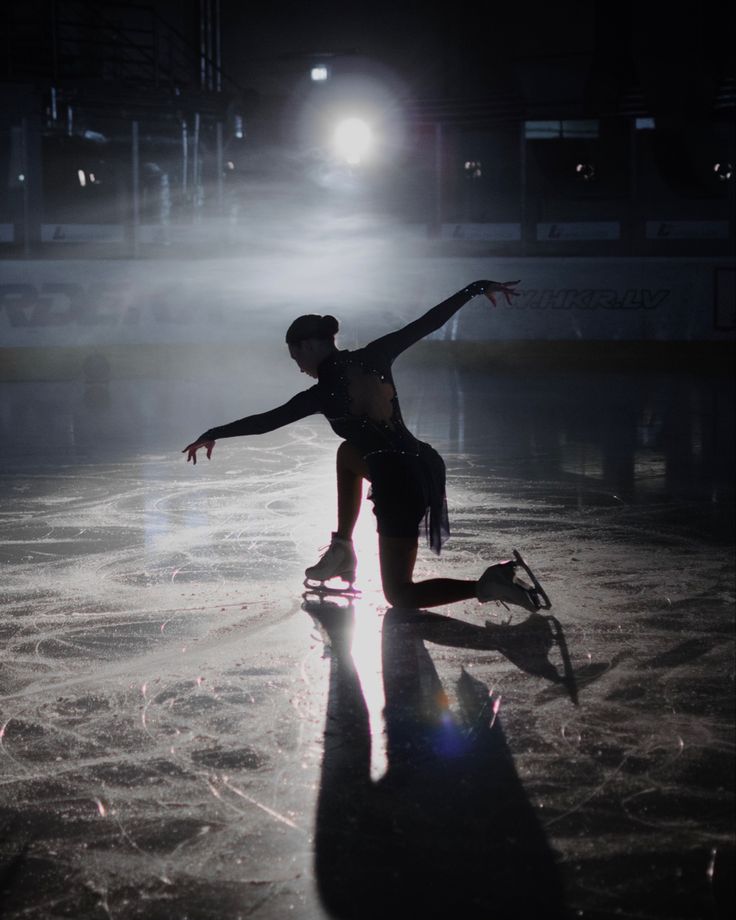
top-left (183, 386), bottom-right (319, 464)
top-left (368, 280), bottom-right (520, 360)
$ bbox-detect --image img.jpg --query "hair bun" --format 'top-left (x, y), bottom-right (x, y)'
top-left (320, 315), bottom-right (339, 336)
top-left (285, 313), bottom-right (339, 345)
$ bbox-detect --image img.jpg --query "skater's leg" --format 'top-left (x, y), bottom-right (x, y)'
top-left (305, 442), bottom-right (367, 584)
top-left (336, 441), bottom-right (369, 541)
top-left (379, 536), bottom-right (477, 609)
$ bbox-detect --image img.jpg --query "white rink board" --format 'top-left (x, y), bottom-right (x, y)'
top-left (0, 256), bottom-right (733, 348)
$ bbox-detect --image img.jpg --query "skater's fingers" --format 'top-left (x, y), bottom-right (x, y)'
top-left (486, 292), bottom-right (497, 306)
top-left (184, 439), bottom-right (214, 464)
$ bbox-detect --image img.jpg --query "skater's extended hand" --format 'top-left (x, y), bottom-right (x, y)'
top-left (484, 280), bottom-right (521, 306)
top-left (183, 438), bottom-right (215, 464)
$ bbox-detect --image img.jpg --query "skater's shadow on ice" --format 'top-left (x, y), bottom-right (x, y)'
top-left (304, 600), bottom-right (568, 920)
top-left (402, 607), bottom-right (578, 705)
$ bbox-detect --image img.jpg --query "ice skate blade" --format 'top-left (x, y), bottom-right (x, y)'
top-left (303, 578), bottom-right (360, 597)
top-left (512, 550), bottom-right (552, 610)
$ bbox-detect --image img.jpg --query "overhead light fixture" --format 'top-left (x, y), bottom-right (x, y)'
top-left (575, 162), bottom-right (596, 181)
top-left (311, 64), bottom-right (329, 82)
top-left (77, 169), bottom-right (87, 187)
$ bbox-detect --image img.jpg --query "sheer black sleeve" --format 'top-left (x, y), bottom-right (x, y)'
top-left (365, 281), bottom-right (490, 361)
top-left (198, 386), bottom-right (320, 441)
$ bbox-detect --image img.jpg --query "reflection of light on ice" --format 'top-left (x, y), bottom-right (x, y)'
top-left (489, 693), bottom-right (501, 729)
top-left (350, 491), bottom-right (390, 781)
top-left (351, 607), bottom-right (388, 782)
top-left (295, 471), bottom-right (390, 780)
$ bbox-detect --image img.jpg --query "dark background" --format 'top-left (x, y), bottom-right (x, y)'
top-left (0, 0), bottom-right (733, 256)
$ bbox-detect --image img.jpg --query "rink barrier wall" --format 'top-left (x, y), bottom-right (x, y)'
top-left (1, 341), bottom-right (733, 382)
top-left (0, 257), bottom-right (733, 379)
top-left (3, 220), bottom-right (730, 244)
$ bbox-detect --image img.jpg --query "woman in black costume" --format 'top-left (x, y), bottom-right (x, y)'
top-left (183, 280), bottom-right (550, 611)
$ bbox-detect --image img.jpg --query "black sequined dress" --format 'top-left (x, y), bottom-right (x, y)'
top-left (198, 283), bottom-right (489, 553)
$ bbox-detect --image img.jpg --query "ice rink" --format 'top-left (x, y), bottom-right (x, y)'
top-left (0, 357), bottom-right (733, 919)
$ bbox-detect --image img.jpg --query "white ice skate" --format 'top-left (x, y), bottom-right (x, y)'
top-left (477, 550), bottom-right (551, 612)
top-left (304, 534), bottom-right (358, 592)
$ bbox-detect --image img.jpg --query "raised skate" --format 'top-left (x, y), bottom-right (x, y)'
top-left (304, 534), bottom-right (358, 593)
top-left (477, 549), bottom-right (551, 612)
top-left (511, 549), bottom-right (551, 609)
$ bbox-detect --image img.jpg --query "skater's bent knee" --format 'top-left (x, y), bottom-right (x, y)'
top-left (383, 580), bottom-right (415, 607)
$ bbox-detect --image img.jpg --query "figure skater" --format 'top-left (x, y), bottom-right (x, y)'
top-left (183, 280), bottom-right (550, 611)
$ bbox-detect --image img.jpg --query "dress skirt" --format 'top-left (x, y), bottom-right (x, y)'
top-left (365, 441), bottom-right (450, 555)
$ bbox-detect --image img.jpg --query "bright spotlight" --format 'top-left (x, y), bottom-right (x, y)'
top-left (77, 169), bottom-right (87, 187)
top-left (334, 118), bottom-right (372, 165)
top-left (311, 64), bottom-right (329, 82)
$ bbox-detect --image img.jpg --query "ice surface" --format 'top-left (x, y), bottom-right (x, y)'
top-left (0, 363), bottom-right (733, 919)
